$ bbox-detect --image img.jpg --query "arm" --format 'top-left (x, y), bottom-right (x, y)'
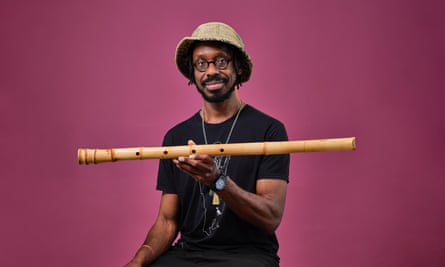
top-left (217, 177), bottom-right (287, 234)
top-left (124, 193), bottom-right (179, 267)
top-left (173, 141), bottom-right (287, 234)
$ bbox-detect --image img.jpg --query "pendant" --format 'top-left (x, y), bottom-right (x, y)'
top-left (212, 192), bottom-right (220, 205)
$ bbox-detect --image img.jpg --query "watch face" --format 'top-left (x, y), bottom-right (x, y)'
top-left (215, 177), bottom-right (226, 190)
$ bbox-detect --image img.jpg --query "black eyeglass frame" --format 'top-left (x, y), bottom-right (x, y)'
top-left (193, 58), bottom-right (232, 72)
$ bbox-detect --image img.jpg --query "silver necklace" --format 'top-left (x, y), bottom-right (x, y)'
top-left (201, 102), bottom-right (244, 174)
top-left (199, 102), bottom-right (245, 236)
top-left (201, 102), bottom-right (245, 146)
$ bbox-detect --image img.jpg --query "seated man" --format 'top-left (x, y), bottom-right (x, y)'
top-left (125, 22), bottom-right (290, 267)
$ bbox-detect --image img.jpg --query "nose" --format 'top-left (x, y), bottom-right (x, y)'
top-left (205, 61), bottom-right (219, 76)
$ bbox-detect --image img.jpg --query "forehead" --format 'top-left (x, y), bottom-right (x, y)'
top-left (192, 41), bottom-right (232, 58)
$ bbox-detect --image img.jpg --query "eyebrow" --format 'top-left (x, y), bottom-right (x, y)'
top-left (193, 52), bottom-right (231, 61)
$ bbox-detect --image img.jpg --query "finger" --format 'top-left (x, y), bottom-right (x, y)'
top-left (187, 139), bottom-right (196, 146)
top-left (185, 156), bottom-right (215, 171)
top-left (174, 158), bottom-right (202, 173)
top-left (187, 154), bottom-right (213, 162)
top-left (175, 158), bottom-right (215, 180)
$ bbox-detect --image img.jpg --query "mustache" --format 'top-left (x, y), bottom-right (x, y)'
top-left (201, 75), bottom-right (228, 86)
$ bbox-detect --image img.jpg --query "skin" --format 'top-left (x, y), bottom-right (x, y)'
top-left (124, 42), bottom-right (288, 267)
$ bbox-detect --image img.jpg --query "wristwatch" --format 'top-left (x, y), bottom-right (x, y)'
top-left (212, 173), bottom-right (227, 191)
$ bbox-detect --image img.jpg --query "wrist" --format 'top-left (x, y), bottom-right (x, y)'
top-left (133, 245), bottom-right (155, 265)
top-left (141, 244), bottom-right (155, 256)
top-left (212, 173), bottom-right (227, 191)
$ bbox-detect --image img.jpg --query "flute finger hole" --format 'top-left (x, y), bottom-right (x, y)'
top-left (220, 148), bottom-right (224, 153)
top-left (136, 152), bottom-right (140, 156)
top-left (192, 149), bottom-right (196, 154)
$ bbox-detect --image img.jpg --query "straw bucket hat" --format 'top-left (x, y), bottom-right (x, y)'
top-left (175, 22), bottom-right (253, 84)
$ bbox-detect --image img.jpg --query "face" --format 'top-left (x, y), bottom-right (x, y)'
top-left (192, 42), bottom-right (239, 103)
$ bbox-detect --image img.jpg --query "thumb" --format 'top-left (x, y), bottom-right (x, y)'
top-left (187, 139), bottom-right (196, 146)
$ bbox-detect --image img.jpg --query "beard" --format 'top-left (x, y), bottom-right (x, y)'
top-left (194, 75), bottom-right (236, 103)
top-left (195, 85), bottom-right (236, 103)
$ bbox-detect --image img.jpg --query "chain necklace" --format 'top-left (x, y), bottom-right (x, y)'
top-left (199, 102), bottom-right (245, 237)
top-left (201, 102), bottom-right (245, 146)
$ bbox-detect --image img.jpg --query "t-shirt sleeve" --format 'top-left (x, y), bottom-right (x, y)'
top-left (156, 133), bottom-right (179, 193)
top-left (257, 120), bottom-right (290, 182)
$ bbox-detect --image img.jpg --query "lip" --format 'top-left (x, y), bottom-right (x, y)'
top-left (205, 81), bottom-right (225, 90)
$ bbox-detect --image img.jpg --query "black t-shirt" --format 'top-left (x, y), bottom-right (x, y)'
top-left (156, 105), bottom-right (290, 255)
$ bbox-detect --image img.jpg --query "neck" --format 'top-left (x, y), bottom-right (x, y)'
top-left (202, 95), bottom-right (243, 124)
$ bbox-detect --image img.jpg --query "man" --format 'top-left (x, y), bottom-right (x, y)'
top-left (125, 22), bottom-right (290, 267)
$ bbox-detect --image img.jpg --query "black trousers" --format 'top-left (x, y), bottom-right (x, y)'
top-left (150, 247), bottom-right (279, 267)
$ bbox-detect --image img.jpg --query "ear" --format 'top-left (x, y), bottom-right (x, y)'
top-left (237, 68), bottom-right (243, 75)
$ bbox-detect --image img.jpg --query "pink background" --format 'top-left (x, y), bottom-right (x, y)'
top-left (1, 0), bottom-right (444, 266)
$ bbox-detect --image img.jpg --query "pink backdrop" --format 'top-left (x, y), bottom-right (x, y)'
top-left (1, 0), bottom-right (444, 266)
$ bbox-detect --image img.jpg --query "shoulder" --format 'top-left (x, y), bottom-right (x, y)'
top-left (243, 105), bottom-right (284, 124)
top-left (162, 112), bottom-right (201, 145)
top-left (238, 105), bottom-right (288, 142)
top-left (244, 105), bottom-right (287, 130)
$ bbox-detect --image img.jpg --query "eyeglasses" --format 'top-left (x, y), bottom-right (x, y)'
top-left (193, 57), bottom-right (231, 72)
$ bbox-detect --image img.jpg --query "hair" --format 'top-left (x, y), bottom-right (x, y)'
top-left (186, 41), bottom-right (244, 88)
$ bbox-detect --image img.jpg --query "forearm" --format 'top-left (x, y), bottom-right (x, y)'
top-left (173, 153), bottom-right (287, 234)
top-left (217, 177), bottom-right (287, 234)
top-left (129, 220), bottom-right (178, 266)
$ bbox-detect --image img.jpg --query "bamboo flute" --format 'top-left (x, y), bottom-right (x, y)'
top-left (78, 137), bottom-right (356, 165)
